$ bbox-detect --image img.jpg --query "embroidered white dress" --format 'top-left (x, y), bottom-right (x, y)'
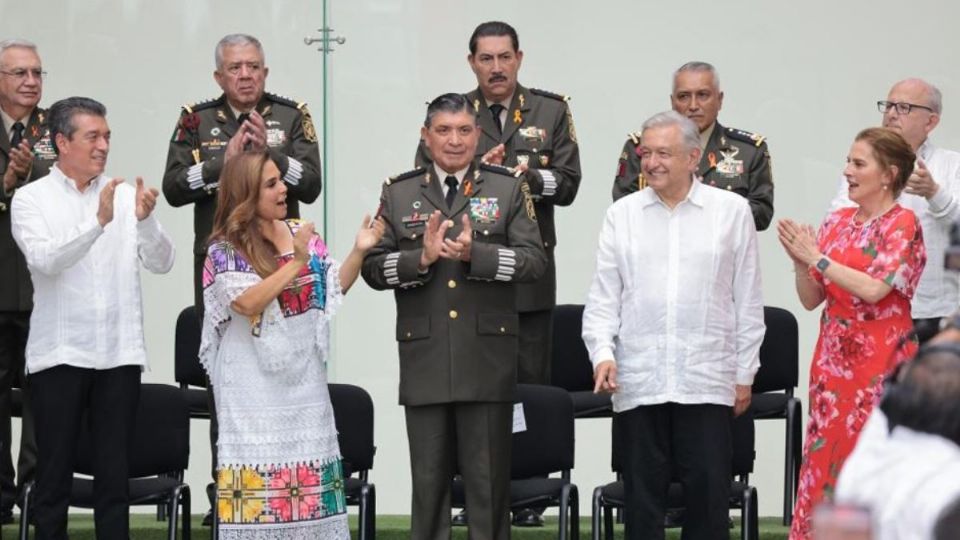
top-left (200, 223), bottom-right (349, 540)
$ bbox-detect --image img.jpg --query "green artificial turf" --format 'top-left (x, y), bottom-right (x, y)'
top-left (2, 513), bottom-right (790, 539)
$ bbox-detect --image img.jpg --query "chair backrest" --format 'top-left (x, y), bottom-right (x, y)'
top-left (753, 306), bottom-right (799, 394)
top-left (550, 304), bottom-right (594, 392)
top-left (512, 383), bottom-right (575, 479)
top-left (610, 410), bottom-right (755, 477)
top-left (75, 383), bottom-right (190, 478)
top-left (329, 383), bottom-right (375, 478)
top-left (174, 305), bottom-right (207, 388)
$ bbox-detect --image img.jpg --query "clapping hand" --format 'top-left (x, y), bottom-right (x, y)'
top-left (293, 222), bottom-right (315, 264)
top-left (481, 144), bottom-right (506, 165)
top-left (777, 219), bottom-right (820, 267)
top-left (354, 214), bottom-right (386, 252)
top-left (2, 140), bottom-right (33, 192)
top-left (419, 211), bottom-right (452, 269)
top-left (904, 159), bottom-right (938, 199)
top-left (135, 177), bottom-right (160, 221)
top-left (440, 214), bottom-right (473, 262)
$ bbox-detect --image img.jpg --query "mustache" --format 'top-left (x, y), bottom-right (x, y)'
top-left (488, 74), bottom-right (507, 83)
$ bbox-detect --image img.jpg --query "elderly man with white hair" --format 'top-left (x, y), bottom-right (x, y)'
top-left (583, 110), bottom-right (765, 540)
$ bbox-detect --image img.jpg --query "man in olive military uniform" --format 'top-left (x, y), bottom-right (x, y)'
top-left (0, 38), bottom-right (52, 524)
top-left (163, 33), bottom-right (321, 312)
top-left (416, 21), bottom-right (580, 397)
top-left (612, 61), bottom-right (774, 231)
top-left (161, 32), bottom-right (321, 525)
top-left (366, 93), bottom-right (546, 540)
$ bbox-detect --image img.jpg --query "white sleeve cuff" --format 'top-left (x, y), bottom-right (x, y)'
top-left (590, 347), bottom-right (616, 369)
top-left (540, 169), bottom-right (557, 197)
top-left (187, 163), bottom-right (205, 190)
top-left (927, 184), bottom-right (953, 215)
top-left (284, 158), bottom-right (303, 186)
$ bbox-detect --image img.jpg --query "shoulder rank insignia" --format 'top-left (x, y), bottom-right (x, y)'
top-left (386, 167), bottom-right (424, 185)
top-left (531, 88), bottom-right (577, 144)
top-left (725, 127), bottom-right (765, 147)
top-left (265, 92), bottom-right (298, 108)
top-left (529, 88), bottom-right (569, 102)
top-left (188, 96), bottom-right (222, 113)
top-left (296, 102), bottom-right (318, 144)
top-left (479, 162), bottom-right (515, 177)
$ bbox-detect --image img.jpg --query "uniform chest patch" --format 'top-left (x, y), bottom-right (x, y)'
top-left (469, 197), bottom-right (500, 223)
top-left (266, 128), bottom-right (286, 147)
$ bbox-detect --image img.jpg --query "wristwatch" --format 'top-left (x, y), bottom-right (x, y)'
top-left (815, 257), bottom-right (831, 273)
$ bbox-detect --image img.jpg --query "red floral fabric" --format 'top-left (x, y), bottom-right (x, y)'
top-left (790, 205), bottom-right (926, 539)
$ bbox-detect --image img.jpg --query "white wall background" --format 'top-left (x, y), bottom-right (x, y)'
top-left (4, 0), bottom-right (960, 518)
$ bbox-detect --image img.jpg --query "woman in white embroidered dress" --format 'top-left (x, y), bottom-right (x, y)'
top-left (200, 150), bottom-right (384, 539)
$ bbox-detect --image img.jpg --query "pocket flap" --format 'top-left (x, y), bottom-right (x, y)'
top-left (397, 316), bottom-right (430, 341)
top-left (477, 313), bottom-right (519, 336)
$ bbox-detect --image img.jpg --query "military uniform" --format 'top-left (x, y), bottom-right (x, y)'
top-left (162, 92), bottom-right (322, 311)
top-left (612, 121), bottom-right (774, 230)
top-left (0, 106), bottom-right (53, 513)
top-left (415, 84), bottom-right (581, 384)
top-left (362, 161), bottom-right (546, 540)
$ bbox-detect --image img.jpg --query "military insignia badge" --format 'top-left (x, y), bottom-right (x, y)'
top-left (401, 212), bottom-right (430, 228)
top-left (412, 200), bottom-right (421, 209)
top-left (32, 134), bottom-right (56, 161)
top-left (717, 148), bottom-right (744, 177)
top-left (266, 128), bottom-right (286, 147)
top-left (473, 98), bottom-right (480, 112)
top-left (519, 182), bottom-right (537, 221)
top-left (517, 155), bottom-right (530, 167)
top-left (469, 197), bottom-right (500, 224)
top-left (513, 110), bottom-right (523, 124)
top-left (37, 112), bottom-right (44, 124)
top-left (216, 110), bottom-right (227, 122)
top-left (518, 127), bottom-right (546, 142)
top-left (211, 127), bottom-right (221, 136)
top-left (302, 109), bottom-right (318, 143)
top-left (518, 94), bottom-right (525, 108)
top-left (539, 155), bottom-right (550, 167)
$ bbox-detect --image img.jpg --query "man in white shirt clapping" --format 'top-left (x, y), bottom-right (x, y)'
top-left (583, 110), bottom-right (764, 540)
top-left (10, 97), bottom-right (174, 539)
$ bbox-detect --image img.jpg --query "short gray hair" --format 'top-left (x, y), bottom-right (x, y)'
top-left (214, 34), bottom-right (264, 70)
top-left (641, 110), bottom-right (701, 151)
top-left (893, 78), bottom-right (943, 114)
top-left (674, 61), bottom-right (720, 91)
top-left (0, 39), bottom-right (38, 66)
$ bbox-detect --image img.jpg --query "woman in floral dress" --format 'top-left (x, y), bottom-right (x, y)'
top-left (778, 128), bottom-right (927, 538)
top-left (199, 150), bottom-right (384, 539)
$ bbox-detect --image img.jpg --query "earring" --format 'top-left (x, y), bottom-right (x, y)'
top-left (882, 184), bottom-right (889, 190)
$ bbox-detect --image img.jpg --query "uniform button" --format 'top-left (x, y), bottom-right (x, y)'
top-left (500, 327), bottom-right (506, 333)
top-left (448, 280), bottom-right (457, 289)
top-left (411, 233), bottom-right (418, 239)
top-left (483, 230), bottom-right (489, 236)
top-left (405, 332), bottom-right (412, 338)
top-left (544, 241), bottom-right (550, 247)
top-left (449, 310), bottom-right (458, 319)
top-left (726, 185), bottom-right (732, 190)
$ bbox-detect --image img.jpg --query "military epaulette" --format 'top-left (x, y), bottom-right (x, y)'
top-left (385, 167), bottom-right (424, 185)
top-left (529, 88), bottom-right (570, 102)
top-left (627, 130), bottom-right (643, 146)
top-left (724, 127), bottom-right (766, 147)
top-left (183, 96), bottom-right (223, 114)
top-left (479, 162), bottom-right (516, 177)
top-left (265, 92), bottom-right (299, 108)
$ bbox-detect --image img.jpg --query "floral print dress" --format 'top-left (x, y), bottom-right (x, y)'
top-left (200, 220), bottom-right (349, 540)
top-left (790, 205), bottom-right (926, 539)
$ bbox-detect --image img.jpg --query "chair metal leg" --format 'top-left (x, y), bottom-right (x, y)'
top-left (569, 485), bottom-right (580, 540)
top-left (19, 482), bottom-right (32, 540)
top-left (359, 483), bottom-right (376, 540)
top-left (559, 485), bottom-right (570, 540)
top-left (167, 487), bottom-right (179, 540)
top-left (742, 486), bottom-right (758, 540)
top-left (591, 486), bottom-right (602, 540)
top-left (786, 398), bottom-right (802, 526)
top-left (182, 485), bottom-right (192, 540)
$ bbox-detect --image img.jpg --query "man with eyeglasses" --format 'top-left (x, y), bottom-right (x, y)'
top-left (830, 79), bottom-right (960, 344)
top-left (161, 32), bottom-right (321, 526)
top-left (0, 38), bottom-right (53, 526)
top-left (612, 61), bottom-right (775, 232)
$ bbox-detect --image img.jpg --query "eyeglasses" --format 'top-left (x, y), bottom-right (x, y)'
top-left (0, 68), bottom-right (46, 81)
top-left (877, 101), bottom-right (934, 115)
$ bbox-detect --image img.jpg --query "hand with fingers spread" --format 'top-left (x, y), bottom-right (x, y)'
top-left (593, 360), bottom-right (618, 394)
top-left (97, 178), bottom-right (126, 227)
top-left (778, 218), bottom-right (821, 267)
top-left (418, 211), bottom-right (451, 270)
top-left (354, 214), bottom-right (386, 253)
top-left (440, 214), bottom-right (473, 262)
top-left (3, 140), bottom-right (33, 192)
top-left (243, 111), bottom-right (268, 152)
top-left (904, 158), bottom-right (938, 199)
top-left (135, 177), bottom-right (160, 221)
top-left (481, 143), bottom-right (506, 165)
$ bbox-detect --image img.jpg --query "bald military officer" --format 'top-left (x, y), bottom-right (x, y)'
top-left (613, 61), bottom-right (774, 231)
top-left (366, 93), bottom-right (546, 540)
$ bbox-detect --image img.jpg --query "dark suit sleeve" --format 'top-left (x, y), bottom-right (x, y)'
top-left (746, 142), bottom-right (774, 231)
top-left (162, 111), bottom-right (221, 208)
top-left (268, 107), bottom-right (322, 204)
top-left (361, 185), bottom-right (431, 290)
top-left (523, 102), bottom-right (581, 207)
top-left (467, 182), bottom-right (547, 282)
top-left (612, 138), bottom-right (642, 201)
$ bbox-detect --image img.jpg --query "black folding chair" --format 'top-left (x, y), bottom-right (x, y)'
top-left (751, 306), bottom-right (802, 525)
top-left (19, 383), bottom-right (192, 540)
top-left (551, 304), bottom-right (612, 418)
top-left (452, 384), bottom-right (579, 539)
top-left (174, 305), bottom-right (209, 419)
top-left (592, 412), bottom-right (758, 540)
top-left (329, 383), bottom-right (376, 540)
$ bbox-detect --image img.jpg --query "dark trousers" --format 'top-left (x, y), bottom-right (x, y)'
top-left (517, 309), bottom-right (553, 385)
top-left (30, 365), bottom-right (141, 540)
top-left (0, 311), bottom-right (36, 513)
top-left (617, 403), bottom-right (733, 540)
top-left (405, 402), bottom-right (512, 540)
top-left (913, 317), bottom-right (943, 346)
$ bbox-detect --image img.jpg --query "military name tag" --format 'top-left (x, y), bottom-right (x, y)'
top-left (716, 158), bottom-right (744, 176)
top-left (266, 128), bottom-right (286, 147)
top-left (401, 212), bottom-right (430, 228)
top-left (518, 126), bottom-right (546, 142)
top-left (469, 197), bottom-right (500, 223)
top-left (201, 139), bottom-right (227, 152)
top-left (32, 135), bottom-right (56, 160)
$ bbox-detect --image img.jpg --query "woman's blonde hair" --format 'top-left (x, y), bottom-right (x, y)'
top-left (209, 150), bottom-right (278, 277)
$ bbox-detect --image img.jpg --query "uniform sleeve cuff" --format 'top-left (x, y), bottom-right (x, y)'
top-left (283, 157), bottom-right (303, 186)
top-left (187, 162), bottom-right (205, 190)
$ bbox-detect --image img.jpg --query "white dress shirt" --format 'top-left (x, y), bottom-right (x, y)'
top-left (836, 410), bottom-right (960, 540)
top-left (829, 139), bottom-right (960, 319)
top-left (582, 179), bottom-right (765, 412)
top-left (10, 165), bottom-right (175, 374)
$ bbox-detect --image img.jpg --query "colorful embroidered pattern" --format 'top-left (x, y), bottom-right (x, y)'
top-left (217, 459), bottom-right (347, 525)
top-left (203, 241), bottom-right (257, 288)
top-left (277, 248), bottom-right (328, 316)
